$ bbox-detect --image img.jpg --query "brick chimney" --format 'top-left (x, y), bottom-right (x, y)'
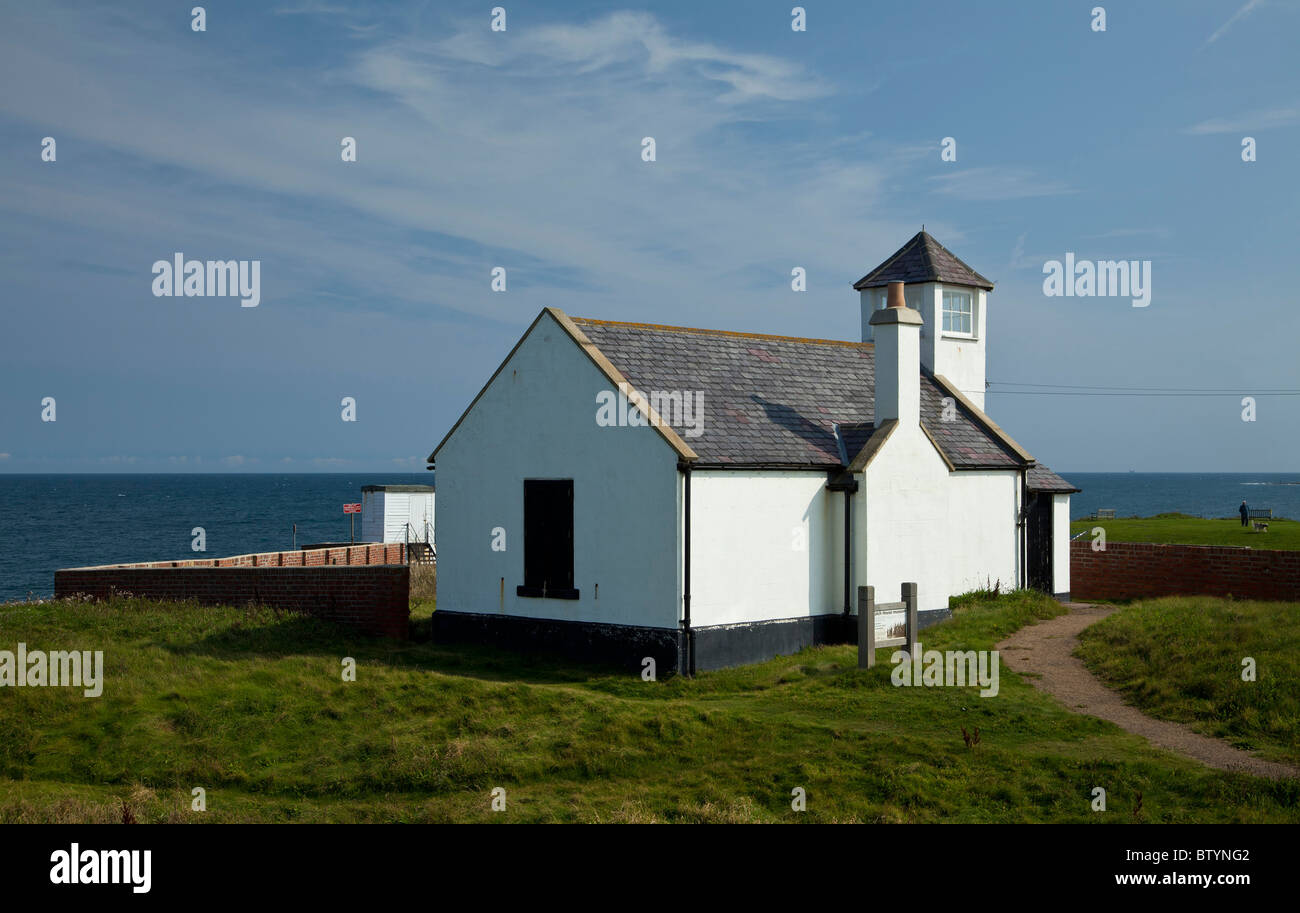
top-left (868, 281), bottom-right (922, 424)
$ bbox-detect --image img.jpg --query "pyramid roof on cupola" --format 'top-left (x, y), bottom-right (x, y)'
top-left (853, 230), bottom-right (994, 291)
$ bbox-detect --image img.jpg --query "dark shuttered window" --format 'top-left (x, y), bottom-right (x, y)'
top-left (517, 479), bottom-right (578, 599)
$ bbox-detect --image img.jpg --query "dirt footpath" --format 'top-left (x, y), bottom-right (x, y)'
top-left (996, 602), bottom-right (1299, 780)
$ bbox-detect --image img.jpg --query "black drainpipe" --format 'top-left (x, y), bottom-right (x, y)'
top-left (680, 460), bottom-right (694, 676)
top-left (843, 489), bottom-right (852, 615)
top-left (1018, 467), bottom-right (1028, 590)
top-left (826, 472), bottom-right (858, 616)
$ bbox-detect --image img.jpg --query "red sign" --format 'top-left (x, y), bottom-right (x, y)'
top-left (343, 503), bottom-right (362, 513)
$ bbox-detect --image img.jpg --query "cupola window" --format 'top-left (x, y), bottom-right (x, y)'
top-left (942, 288), bottom-right (975, 337)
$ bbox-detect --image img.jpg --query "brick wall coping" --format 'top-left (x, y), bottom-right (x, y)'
top-left (60, 542), bottom-right (405, 571)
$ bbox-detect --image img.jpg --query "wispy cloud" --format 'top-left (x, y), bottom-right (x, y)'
top-left (430, 11), bottom-right (827, 102)
top-left (1084, 227), bottom-right (1171, 240)
top-left (0, 4), bottom-right (906, 336)
top-left (1183, 106), bottom-right (1299, 134)
top-left (927, 167), bottom-right (1074, 202)
top-left (273, 2), bottom-right (354, 15)
top-left (1204, 0), bottom-right (1265, 47)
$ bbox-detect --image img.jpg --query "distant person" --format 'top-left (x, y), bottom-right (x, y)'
top-left (1240, 500), bottom-right (1249, 527)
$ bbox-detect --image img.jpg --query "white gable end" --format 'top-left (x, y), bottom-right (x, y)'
top-left (861, 422), bottom-right (1019, 612)
top-left (434, 310), bottom-right (683, 628)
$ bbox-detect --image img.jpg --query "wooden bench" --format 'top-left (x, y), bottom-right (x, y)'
top-left (1096, 509), bottom-right (1116, 520)
top-left (1249, 508), bottom-right (1271, 531)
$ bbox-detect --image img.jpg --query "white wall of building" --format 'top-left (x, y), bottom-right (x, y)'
top-left (916, 283), bottom-right (987, 412)
top-left (860, 288), bottom-right (883, 342)
top-left (411, 492), bottom-right (436, 543)
top-left (860, 423), bottom-right (1019, 614)
top-left (1053, 493), bottom-right (1072, 596)
top-left (361, 490), bottom-right (435, 543)
top-left (360, 493), bottom-right (384, 542)
top-left (689, 471), bottom-right (839, 626)
top-left (860, 282), bottom-right (987, 410)
top-left (435, 311), bottom-right (681, 629)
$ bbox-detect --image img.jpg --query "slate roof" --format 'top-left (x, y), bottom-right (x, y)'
top-left (853, 231), bottom-right (994, 291)
top-left (836, 421), bottom-right (876, 463)
top-left (1026, 464), bottom-right (1080, 493)
top-left (572, 317), bottom-right (1030, 472)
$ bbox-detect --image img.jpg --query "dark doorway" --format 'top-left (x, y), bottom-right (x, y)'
top-left (1026, 492), bottom-right (1054, 594)
top-left (518, 479), bottom-right (578, 599)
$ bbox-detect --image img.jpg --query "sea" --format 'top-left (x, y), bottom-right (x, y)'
top-left (0, 473), bottom-right (430, 603)
top-left (0, 472), bottom-right (1297, 603)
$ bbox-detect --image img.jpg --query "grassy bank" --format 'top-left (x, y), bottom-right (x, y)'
top-left (1070, 513), bottom-right (1300, 550)
top-left (1, 591), bottom-right (1296, 822)
top-left (1077, 596), bottom-right (1300, 768)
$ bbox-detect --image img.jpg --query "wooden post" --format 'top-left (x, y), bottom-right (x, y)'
top-left (902, 581), bottom-right (918, 657)
top-left (857, 585), bottom-right (875, 669)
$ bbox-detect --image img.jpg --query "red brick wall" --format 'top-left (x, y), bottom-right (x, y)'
top-left (54, 545), bottom-right (410, 638)
top-left (1070, 540), bottom-right (1300, 602)
top-left (78, 542), bottom-right (406, 569)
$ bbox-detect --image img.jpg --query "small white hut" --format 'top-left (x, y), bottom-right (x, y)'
top-left (361, 485), bottom-right (435, 556)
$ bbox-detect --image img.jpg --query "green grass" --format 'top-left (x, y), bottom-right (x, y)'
top-left (1, 591), bottom-right (1296, 823)
top-left (1070, 513), bottom-right (1300, 550)
top-left (1077, 596), bottom-right (1300, 768)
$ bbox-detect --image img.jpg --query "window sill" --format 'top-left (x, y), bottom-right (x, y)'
top-left (516, 585), bottom-right (580, 600)
top-left (940, 332), bottom-right (977, 341)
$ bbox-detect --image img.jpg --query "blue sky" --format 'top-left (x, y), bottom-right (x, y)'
top-left (1, 0), bottom-right (1297, 473)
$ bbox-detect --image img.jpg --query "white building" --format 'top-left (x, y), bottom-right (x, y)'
top-left (428, 232), bottom-right (1077, 673)
top-left (361, 484), bottom-right (435, 551)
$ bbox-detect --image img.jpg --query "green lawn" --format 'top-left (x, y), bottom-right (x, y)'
top-left (1070, 513), bottom-right (1300, 550)
top-left (1077, 596), bottom-right (1300, 768)
top-left (1, 591), bottom-right (1297, 823)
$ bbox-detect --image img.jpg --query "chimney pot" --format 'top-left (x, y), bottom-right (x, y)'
top-left (887, 281), bottom-right (906, 309)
